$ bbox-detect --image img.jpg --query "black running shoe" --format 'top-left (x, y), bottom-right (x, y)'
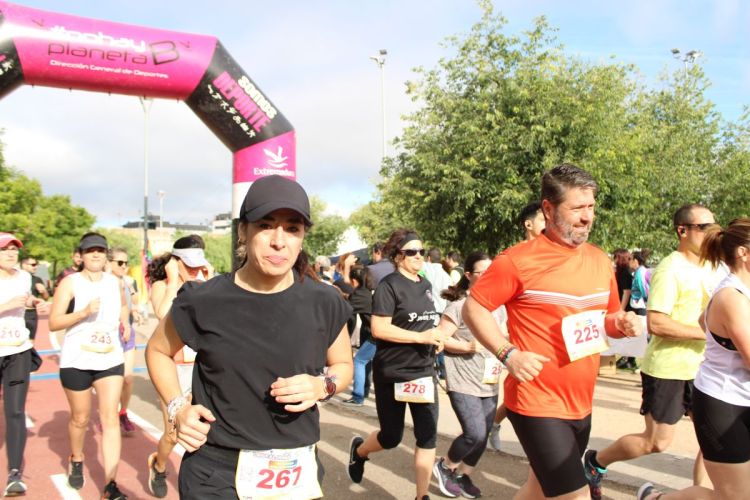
top-left (68, 458), bottom-right (84, 490)
top-left (147, 452), bottom-right (168, 498)
top-left (102, 479), bottom-right (128, 499)
top-left (347, 436), bottom-right (368, 483)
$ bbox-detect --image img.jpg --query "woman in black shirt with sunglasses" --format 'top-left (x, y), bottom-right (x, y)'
top-left (347, 228), bottom-right (445, 500)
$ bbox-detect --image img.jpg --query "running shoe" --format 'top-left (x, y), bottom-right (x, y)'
top-left (636, 482), bottom-right (663, 500)
top-left (4, 469), bottom-right (26, 497)
top-left (342, 398), bottom-right (364, 406)
top-left (583, 449), bottom-right (605, 500)
top-left (456, 473), bottom-right (482, 498)
top-left (147, 452), bottom-right (168, 498)
top-left (486, 423), bottom-right (501, 451)
top-left (347, 436), bottom-right (368, 483)
top-left (68, 457), bottom-right (84, 490)
top-left (102, 479), bottom-right (128, 499)
top-left (432, 458), bottom-right (460, 498)
top-left (120, 412), bottom-right (136, 436)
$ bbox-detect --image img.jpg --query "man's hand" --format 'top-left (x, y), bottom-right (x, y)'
top-left (505, 350), bottom-right (550, 383)
top-left (614, 310), bottom-right (642, 337)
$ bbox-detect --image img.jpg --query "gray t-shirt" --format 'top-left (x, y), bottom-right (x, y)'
top-left (442, 297), bottom-right (507, 397)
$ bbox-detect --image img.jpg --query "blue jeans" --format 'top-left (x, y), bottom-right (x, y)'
top-left (351, 340), bottom-right (376, 403)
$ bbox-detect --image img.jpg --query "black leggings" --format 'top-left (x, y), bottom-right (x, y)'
top-left (374, 380), bottom-right (439, 449)
top-left (0, 349), bottom-right (31, 470)
top-left (447, 391), bottom-right (498, 467)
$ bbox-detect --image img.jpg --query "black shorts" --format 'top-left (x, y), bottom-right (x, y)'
top-left (692, 388), bottom-right (750, 463)
top-left (507, 409), bottom-right (591, 497)
top-left (60, 364), bottom-right (124, 391)
top-left (639, 372), bottom-right (693, 424)
top-left (179, 443), bottom-right (324, 499)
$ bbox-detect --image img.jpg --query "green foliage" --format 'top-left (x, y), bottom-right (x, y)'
top-left (96, 229), bottom-right (141, 263)
top-left (365, 8), bottom-right (750, 257)
top-left (0, 162), bottom-right (95, 273)
top-left (303, 196), bottom-right (349, 257)
top-left (203, 233), bottom-right (232, 273)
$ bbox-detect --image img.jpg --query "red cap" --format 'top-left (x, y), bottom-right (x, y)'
top-left (0, 233), bottom-right (23, 248)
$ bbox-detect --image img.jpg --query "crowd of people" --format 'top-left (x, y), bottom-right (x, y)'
top-left (1, 167), bottom-right (748, 500)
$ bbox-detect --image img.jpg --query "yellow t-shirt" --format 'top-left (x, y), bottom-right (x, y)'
top-left (641, 251), bottom-right (721, 380)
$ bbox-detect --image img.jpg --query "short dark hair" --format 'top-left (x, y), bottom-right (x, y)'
top-left (427, 247), bottom-right (441, 263)
top-left (446, 251), bottom-right (461, 264)
top-left (371, 242), bottom-right (384, 254)
top-left (519, 201), bottom-right (542, 227)
top-left (673, 203), bottom-right (708, 229)
top-left (541, 163), bottom-right (598, 205)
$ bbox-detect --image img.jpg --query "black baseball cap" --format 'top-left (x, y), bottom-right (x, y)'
top-left (79, 234), bottom-right (108, 251)
top-left (239, 175), bottom-right (312, 226)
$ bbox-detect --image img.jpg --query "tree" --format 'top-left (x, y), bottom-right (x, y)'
top-left (367, 5), bottom-right (749, 258)
top-left (303, 196), bottom-right (349, 257)
top-left (0, 161), bottom-right (95, 273)
top-left (203, 233), bottom-right (232, 273)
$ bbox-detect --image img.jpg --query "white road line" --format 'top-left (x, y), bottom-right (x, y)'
top-left (50, 473), bottom-right (82, 500)
top-left (126, 411), bottom-right (185, 457)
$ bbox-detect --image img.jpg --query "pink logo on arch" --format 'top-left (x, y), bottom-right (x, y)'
top-left (233, 131), bottom-right (297, 183)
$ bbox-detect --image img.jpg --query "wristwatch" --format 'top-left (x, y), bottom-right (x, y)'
top-left (318, 375), bottom-right (337, 402)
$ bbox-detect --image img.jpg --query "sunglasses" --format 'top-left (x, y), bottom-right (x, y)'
top-left (683, 223), bottom-right (714, 231)
top-left (399, 248), bottom-right (426, 257)
top-left (109, 260), bottom-right (128, 267)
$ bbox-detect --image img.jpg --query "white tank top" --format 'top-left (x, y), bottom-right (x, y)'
top-left (0, 269), bottom-right (33, 357)
top-left (695, 273), bottom-right (750, 406)
top-left (59, 272), bottom-right (124, 370)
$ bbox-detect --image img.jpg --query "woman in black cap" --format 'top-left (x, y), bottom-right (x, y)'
top-left (49, 232), bottom-right (130, 499)
top-left (347, 228), bottom-right (444, 500)
top-left (146, 175), bottom-right (353, 500)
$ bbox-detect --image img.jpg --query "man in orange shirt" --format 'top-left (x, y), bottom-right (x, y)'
top-left (464, 163), bottom-right (643, 499)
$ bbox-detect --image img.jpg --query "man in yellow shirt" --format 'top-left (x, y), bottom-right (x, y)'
top-left (584, 203), bottom-right (721, 499)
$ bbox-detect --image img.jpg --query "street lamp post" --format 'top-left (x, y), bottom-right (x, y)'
top-left (369, 49), bottom-right (387, 162)
top-left (139, 96), bottom-right (153, 255)
top-left (157, 190), bottom-right (166, 229)
top-left (671, 48), bottom-right (702, 77)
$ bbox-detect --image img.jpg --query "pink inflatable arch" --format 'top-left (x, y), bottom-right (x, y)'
top-left (0, 1), bottom-right (295, 219)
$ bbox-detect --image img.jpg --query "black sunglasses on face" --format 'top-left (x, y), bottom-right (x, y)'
top-left (109, 260), bottom-right (128, 267)
top-left (400, 248), bottom-right (426, 257)
top-left (683, 223), bottom-right (714, 231)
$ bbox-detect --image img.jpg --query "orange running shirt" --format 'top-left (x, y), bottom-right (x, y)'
top-left (471, 234), bottom-right (620, 419)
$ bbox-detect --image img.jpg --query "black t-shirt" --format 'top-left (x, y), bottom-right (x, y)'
top-left (371, 272), bottom-right (439, 383)
top-left (171, 272), bottom-right (351, 450)
top-left (348, 287), bottom-right (373, 344)
top-left (615, 268), bottom-right (633, 301)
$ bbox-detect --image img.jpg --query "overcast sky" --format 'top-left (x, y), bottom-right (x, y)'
top-left (1, 0), bottom-right (748, 228)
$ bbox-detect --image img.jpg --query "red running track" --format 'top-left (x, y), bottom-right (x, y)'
top-left (0, 316), bottom-right (181, 499)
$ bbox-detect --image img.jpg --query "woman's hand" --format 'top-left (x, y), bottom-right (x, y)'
top-left (175, 401), bottom-right (215, 453)
top-left (420, 328), bottom-right (445, 352)
top-left (165, 258), bottom-right (181, 285)
top-left (270, 374), bottom-right (324, 413)
top-left (85, 298), bottom-right (100, 316)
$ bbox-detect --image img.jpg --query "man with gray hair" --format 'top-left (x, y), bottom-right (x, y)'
top-left (464, 163), bottom-right (642, 500)
top-left (314, 255), bottom-right (333, 283)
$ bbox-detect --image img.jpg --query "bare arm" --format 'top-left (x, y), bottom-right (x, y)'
top-left (620, 290), bottom-right (631, 311)
top-left (371, 315), bottom-right (442, 347)
top-left (34, 282), bottom-right (50, 300)
top-left (438, 315), bottom-right (476, 354)
top-left (707, 289), bottom-right (750, 369)
top-left (270, 324), bottom-right (354, 412)
top-left (464, 295), bottom-right (549, 383)
top-left (647, 310), bottom-right (705, 341)
top-left (48, 278), bottom-right (97, 331)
